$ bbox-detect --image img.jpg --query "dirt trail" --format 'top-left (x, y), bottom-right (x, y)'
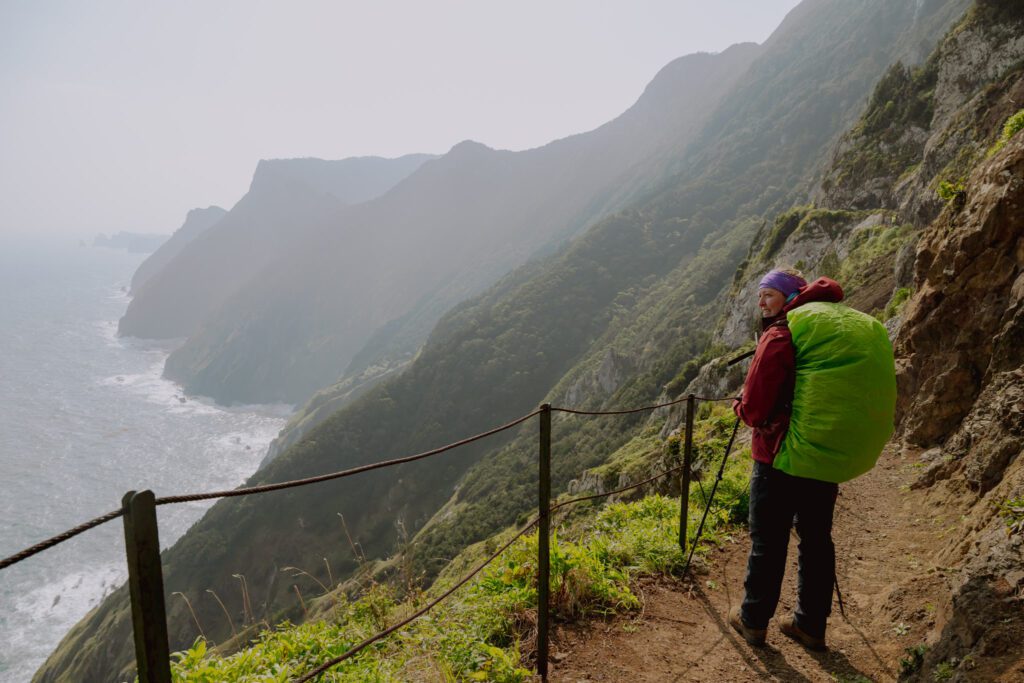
top-left (548, 445), bottom-right (1011, 682)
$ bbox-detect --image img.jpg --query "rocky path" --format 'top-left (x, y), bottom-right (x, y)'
top-left (546, 444), bottom-right (1023, 682)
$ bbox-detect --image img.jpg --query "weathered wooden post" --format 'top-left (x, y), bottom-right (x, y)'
top-left (122, 490), bottom-right (172, 683)
top-left (537, 404), bottom-right (552, 681)
top-left (679, 394), bottom-right (696, 553)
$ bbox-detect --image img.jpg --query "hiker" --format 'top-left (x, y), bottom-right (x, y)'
top-left (728, 268), bottom-right (845, 651)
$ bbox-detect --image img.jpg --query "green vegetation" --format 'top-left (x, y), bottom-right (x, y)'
top-left (836, 222), bottom-right (915, 294)
top-left (735, 207), bottom-right (867, 287)
top-left (860, 62), bottom-right (936, 137)
top-left (899, 644), bottom-right (929, 679)
top-left (586, 427), bottom-right (665, 492)
top-left (998, 496), bottom-right (1024, 535)
top-left (408, 222), bottom-right (755, 580)
top-left (988, 108), bottom-right (1024, 156)
top-left (823, 59), bottom-right (938, 198)
top-left (932, 660), bottom-right (956, 681)
top-left (880, 287), bottom-right (913, 322)
top-left (757, 206), bottom-right (812, 264)
top-left (663, 342), bottom-right (729, 399)
top-left (935, 179), bottom-right (966, 205)
top-left (168, 424), bottom-right (750, 683)
top-left (965, 0), bottom-right (1024, 33)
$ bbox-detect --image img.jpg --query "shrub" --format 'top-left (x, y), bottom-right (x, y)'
top-left (998, 496), bottom-right (1024, 535)
top-left (879, 287), bottom-right (912, 321)
top-left (988, 108), bottom-right (1024, 156)
top-left (899, 643), bottom-right (928, 678)
top-left (936, 179), bottom-right (965, 204)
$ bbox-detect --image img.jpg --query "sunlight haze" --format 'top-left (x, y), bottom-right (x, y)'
top-left (0, 1), bottom-right (801, 238)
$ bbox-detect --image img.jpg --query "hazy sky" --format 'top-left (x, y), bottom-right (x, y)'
top-left (1, 1), bottom-right (801, 238)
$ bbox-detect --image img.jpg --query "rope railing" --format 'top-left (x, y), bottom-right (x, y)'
top-left (155, 407), bottom-right (543, 505)
top-left (1, 394), bottom-right (738, 571)
top-left (0, 508), bottom-right (124, 571)
top-left (296, 459), bottom-right (697, 681)
top-left (0, 392), bottom-right (741, 683)
top-left (294, 515), bottom-right (542, 683)
top-left (551, 393), bottom-right (736, 417)
top-left (0, 408), bottom-right (544, 570)
top-left (549, 463), bottom-right (685, 512)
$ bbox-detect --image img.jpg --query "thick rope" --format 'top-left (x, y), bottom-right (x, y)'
top-left (156, 408), bottom-right (542, 505)
top-left (293, 461), bottom-right (694, 681)
top-left (549, 464), bottom-right (685, 512)
top-left (0, 509), bottom-right (123, 571)
top-left (551, 394), bottom-right (736, 417)
top-left (0, 395), bottom-right (738, 572)
top-left (0, 410), bottom-right (542, 571)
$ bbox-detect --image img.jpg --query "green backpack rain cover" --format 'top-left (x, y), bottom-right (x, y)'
top-left (773, 301), bottom-right (896, 483)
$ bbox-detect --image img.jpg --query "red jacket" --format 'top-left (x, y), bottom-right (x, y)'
top-left (733, 277), bottom-right (844, 464)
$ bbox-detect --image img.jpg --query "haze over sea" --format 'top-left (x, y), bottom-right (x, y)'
top-left (0, 236), bottom-right (289, 682)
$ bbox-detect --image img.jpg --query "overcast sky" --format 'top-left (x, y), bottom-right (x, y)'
top-left (0, 0), bottom-right (801, 238)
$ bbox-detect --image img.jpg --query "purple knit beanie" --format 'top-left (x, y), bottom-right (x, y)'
top-left (758, 269), bottom-right (807, 300)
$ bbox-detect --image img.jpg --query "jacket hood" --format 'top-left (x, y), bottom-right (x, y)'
top-left (784, 276), bottom-right (844, 312)
top-left (761, 277), bottom-right (845, 330)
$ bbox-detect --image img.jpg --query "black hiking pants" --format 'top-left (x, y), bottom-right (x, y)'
top-left (740, 460), bottom-right (838, 639)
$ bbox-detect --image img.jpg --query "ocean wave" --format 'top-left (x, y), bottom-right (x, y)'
top-left (0, 562), bottom-right (124, 683)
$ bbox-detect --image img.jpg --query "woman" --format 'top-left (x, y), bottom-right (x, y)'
top-left (728, 267), bottom-right (843, 651)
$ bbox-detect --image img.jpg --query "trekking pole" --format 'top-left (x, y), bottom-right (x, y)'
top-left (727, 349), bottom-right (755, 366)
top-left (834, 575), bottom-right (846, 618)
top-left (682, 417), bottom-right (741, 575)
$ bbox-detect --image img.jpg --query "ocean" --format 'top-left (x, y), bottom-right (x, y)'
top-left (0, 237), bottom-right (289, 682)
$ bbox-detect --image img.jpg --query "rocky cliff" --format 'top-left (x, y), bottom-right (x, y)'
top-left (890, 129), bottom-right (1024, 680)
top-left (130, 206), bottom-right (226, 293)
top-left (118, 154), bottom-right (432, 343)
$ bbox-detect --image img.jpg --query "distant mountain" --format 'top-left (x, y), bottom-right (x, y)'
top-left (118, 153), bottom-right (435, 342)
top-left (92, 232), bottom-right (167, 253)
top-left (140, 43), bottom-right (762, 405)
top-left (130, 206), bottom-right (226, 293)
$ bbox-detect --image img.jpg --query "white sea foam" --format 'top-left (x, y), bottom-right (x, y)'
top-left (100, 360), bottom-right (221, 417)
top-left (0, 245), bottom-right (290, 682)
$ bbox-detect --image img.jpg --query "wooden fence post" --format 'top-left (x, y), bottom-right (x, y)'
top-left (679, 395), bottom-right (696, 553)
top-left (537, 404), bottom-right (552, 681)
top-left (122, 490), bottom-right (172, 683)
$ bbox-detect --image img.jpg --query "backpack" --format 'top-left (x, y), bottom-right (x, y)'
top-left (773, 301), bottom-right (897, 483)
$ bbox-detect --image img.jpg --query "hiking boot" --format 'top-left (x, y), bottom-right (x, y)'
top-left (728, 606), bottom-right (766, 646)
top-left (779, 614), bottom-right (827, 651)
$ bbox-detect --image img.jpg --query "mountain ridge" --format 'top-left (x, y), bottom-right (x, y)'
top-left (148, 41), bottom-right (762, 405)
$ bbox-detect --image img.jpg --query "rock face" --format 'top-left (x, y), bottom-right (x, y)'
top-left (818, 0), bottom-right (1024, 227)
top-left (719, 210), bottom-right (889, 348)
top-left (897, 134), bottom-right (1024, 445)
top-left (892, 131), bottom-right (1024, 679)
top-left (130, 206), bottom-right (226, 293)
top-left (118, 154), bottom-right (432, 343)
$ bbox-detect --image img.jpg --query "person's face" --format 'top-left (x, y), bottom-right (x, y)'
top-left (758, 288), bottom-right (786, 318)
